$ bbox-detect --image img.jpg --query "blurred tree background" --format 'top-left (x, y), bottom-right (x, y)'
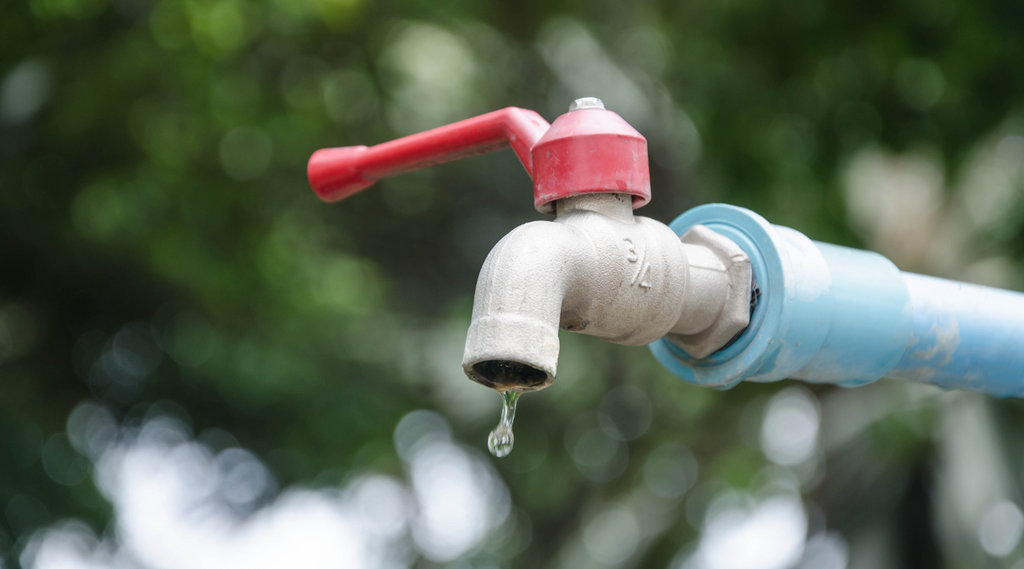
top-left (2, 0), bottom-right (1024, 568)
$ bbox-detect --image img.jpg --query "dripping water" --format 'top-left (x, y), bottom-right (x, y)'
top-left (487, 390), bottom-right (519, 457)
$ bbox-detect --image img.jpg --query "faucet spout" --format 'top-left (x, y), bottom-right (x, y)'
top-left (462, 194), bottom-right (753, 392)
top-left (462, 220), bottom-right (591, 391)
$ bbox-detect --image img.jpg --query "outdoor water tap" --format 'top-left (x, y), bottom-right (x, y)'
top-left (307, 98), bottom-right (754, 392)
top-left (308, 98), bottom-right (1024, 400)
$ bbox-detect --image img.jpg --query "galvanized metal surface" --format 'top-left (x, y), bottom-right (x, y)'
top-left (462, 194), bottom-right (751, 391)
top-left (667, 225), bottom-right (753, 358)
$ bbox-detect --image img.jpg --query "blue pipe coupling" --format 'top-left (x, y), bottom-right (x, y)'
top-left (651, 204), bottom-right (1024, 397)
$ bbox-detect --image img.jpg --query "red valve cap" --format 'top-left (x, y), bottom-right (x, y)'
top-left (530, 108), bottom-right (651, 214)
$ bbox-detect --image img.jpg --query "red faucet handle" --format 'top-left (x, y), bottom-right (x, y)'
top-left (306, 99), bottom-right (651, 213)
top-left (307, 107), bottom-right (549, 202)
top-left (307, 146), bottom-right (373, 200)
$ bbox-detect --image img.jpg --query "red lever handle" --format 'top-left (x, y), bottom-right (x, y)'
top-left (307, 101), bottom-right (651, 213)
top-left (308, 107), bottom-right (549, 202)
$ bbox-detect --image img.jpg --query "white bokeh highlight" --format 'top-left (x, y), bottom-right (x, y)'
top-left (978, 500), bottom-right (1024, 558)
top-left (682, 492), bottom-right (808, 569)
top-left (760, 388), bottom-right (820, 467)
top-left (21, 409), bottom-right (510, 569)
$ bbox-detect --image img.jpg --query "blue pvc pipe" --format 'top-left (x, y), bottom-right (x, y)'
top-left (889, 274), bottom-right (1024, 397)
top-left (650, 204), bottom-right (1024, 397)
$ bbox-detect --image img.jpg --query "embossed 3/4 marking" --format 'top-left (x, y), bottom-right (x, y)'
top-left (623, 237), bottom-right (652, 291)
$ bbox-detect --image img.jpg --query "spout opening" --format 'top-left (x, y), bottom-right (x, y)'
top-left (465, 360), bottom-right (552, 393)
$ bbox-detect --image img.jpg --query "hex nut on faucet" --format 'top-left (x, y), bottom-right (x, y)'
top-left (666, 225), bottom-right (753, 358)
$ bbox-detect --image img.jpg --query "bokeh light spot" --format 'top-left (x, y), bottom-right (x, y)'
top-left (644, 442), bottom-right (699, 500)
top-left (760, 388), bottom-right (820, 466)
top-left (979, 500), bottom-right (1024, 557)
top-left (582, 508), bottom-right (640, 564)
top-left (0, 59), bottom-right (51, 125)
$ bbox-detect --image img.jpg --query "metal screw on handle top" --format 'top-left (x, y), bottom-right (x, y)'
top-left (569, 97), bottom-right (605, 111)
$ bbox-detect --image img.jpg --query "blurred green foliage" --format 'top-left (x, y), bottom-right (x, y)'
top-left (2, 0), bottom-right (1024, 567)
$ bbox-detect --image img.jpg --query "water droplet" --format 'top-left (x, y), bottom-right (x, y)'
top-left (488, 390), bottom-right (519, 458)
